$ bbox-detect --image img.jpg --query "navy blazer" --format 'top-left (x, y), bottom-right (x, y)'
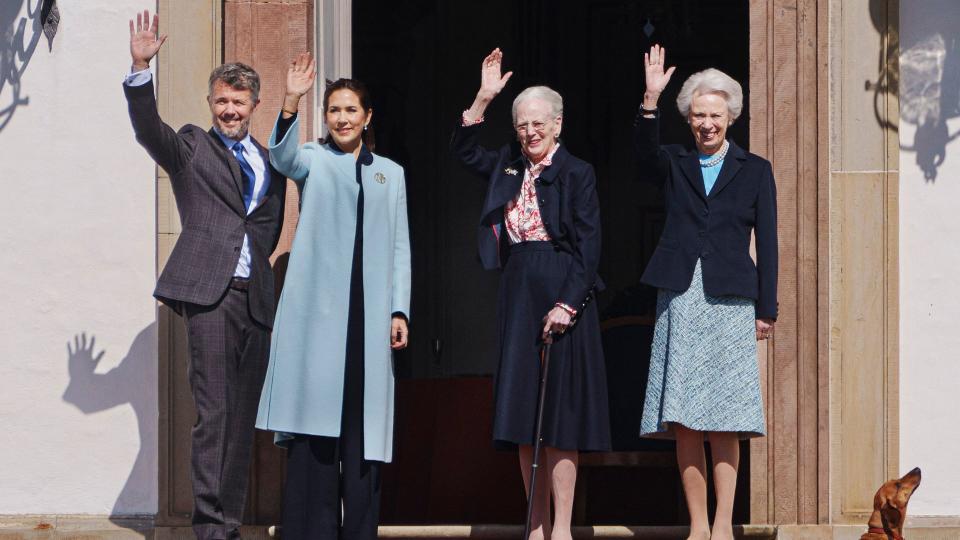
top-left (451, 122), bottom-right (603, 309)
top-left (634, 109), bottom-right (778, 320)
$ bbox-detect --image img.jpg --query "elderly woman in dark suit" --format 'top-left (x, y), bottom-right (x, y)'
top-left (451, 48), bottom-right (610, 540)
top-left (635, 45), bottom-right (778, 540)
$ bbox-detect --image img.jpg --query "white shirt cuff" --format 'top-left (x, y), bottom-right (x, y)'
top-left (124, 68), bottom-right (152, 87)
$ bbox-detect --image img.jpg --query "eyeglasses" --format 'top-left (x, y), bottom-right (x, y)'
top-left (514, 119), bottom-right (552, 134)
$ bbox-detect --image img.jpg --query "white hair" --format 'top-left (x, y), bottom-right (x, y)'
top-left (676, 68), bottom-right (743, 121)
top-left (511, 85), bottom-right (563, 124)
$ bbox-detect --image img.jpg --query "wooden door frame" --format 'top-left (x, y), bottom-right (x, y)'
top-left (746, 0), bottom-right (829, 525)
top-left (746, 0), bottom-right (900, 526)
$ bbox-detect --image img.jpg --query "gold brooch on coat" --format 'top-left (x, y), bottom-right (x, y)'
top-left (374, 172), bottom-right (387, 184)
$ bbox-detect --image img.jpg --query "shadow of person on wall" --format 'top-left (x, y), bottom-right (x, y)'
top-left (877, 0), bottom-right (960, 181)
top-left (63, 324), bottom-right (158, 529)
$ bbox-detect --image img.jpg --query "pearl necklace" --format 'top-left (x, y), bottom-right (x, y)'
top-left (699, 140), bottom-right (729, 168)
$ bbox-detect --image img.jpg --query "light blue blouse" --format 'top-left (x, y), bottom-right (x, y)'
top-left (700, 153), bottom-right (725, 195)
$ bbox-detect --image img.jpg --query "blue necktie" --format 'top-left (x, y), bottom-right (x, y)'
top-left (231, 141), bottom-right (255, 209)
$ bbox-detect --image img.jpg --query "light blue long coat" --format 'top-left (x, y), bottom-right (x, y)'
top-left (255, 116), bottom-right (411, 462)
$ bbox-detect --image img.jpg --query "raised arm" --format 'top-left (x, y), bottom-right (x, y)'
top-left (451, 48), bottom-right (513, 176)
top-left (268, 52), bottom-right (317, 181)
top-left (634, 44), bottom-right (677, 185)
top-left (124, 10), bottom-right (196, 176)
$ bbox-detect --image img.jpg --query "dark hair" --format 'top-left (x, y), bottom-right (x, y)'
top-left (320, 78), bottom-right (375, 151)
top-left (208, 63), bottom-right (261, 101)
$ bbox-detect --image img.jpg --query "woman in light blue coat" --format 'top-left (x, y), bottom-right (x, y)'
top-left (255, 53), bottom-right (411, 540)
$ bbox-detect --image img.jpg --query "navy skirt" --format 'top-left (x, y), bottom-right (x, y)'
top-left (493, 241), bottom-right (611, 452)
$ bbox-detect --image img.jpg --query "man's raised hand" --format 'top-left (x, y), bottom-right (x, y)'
top-left (129, 9), bottom-right (167, 72)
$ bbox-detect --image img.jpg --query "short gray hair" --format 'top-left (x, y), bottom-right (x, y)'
top-left (208, 62), bottom-right (261, 102)
top-left (512, 85), bottom-right (563, 124)
top-left (676, 68), bottom-right (743, 121)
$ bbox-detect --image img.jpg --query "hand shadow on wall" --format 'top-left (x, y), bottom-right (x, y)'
top-left (871, 0), bottom-right (960, 181)
top-left (62, 324), bottom-right (158, 521)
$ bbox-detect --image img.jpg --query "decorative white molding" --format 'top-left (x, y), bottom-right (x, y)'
top-left (314, 0), bottom-right (352, 139)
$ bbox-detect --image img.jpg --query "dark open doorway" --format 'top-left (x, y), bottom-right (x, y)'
top-left (354, 0), bottom-right (751, 526)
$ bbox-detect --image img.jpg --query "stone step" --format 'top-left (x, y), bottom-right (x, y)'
top-left (0, 519), bottom-right (776, 540)
top-left (4, 518), bottom-right (959, 540)
top-left (376, 525), bottom-right (777, 539)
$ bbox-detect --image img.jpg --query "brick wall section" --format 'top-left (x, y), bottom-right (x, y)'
top-left (225, 0), bottom-right (314, 276)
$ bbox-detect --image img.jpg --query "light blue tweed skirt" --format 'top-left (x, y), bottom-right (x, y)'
top-left (640, 259), bottom-right (766, 439)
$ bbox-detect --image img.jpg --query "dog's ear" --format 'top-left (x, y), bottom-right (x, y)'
top-left (881, 500), bottom-right (903, 529)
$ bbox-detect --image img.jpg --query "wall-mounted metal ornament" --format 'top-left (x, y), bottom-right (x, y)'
top-left (643, 17), bottom-right (655, 38)
top-left (41, 0), bottom-right (59, 51)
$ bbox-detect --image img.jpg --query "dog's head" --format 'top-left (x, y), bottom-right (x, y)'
top-left (867, 467), bottom-right (922, 538)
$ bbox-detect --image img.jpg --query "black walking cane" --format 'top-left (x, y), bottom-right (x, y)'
top-left (522, 290), bottom-right (595, 540)
top-left (522, 329), bottom-right (554, 540)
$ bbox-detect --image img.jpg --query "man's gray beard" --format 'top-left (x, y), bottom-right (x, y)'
top-left (213, 116), bottom-right (250, 140)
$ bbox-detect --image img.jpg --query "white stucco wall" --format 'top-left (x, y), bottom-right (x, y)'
top-left (0, 2), bottom-right (157, 514)
top-left (899, 1), bottom-right (960, 517)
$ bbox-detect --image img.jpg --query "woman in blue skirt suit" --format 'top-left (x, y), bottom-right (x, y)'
top-left (635, 45), bottom-right (778, 540)
top-left (451, 48), bottom-right (610, 540)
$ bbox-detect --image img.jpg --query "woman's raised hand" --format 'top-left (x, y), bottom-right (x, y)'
top-left (463, 48), bottom-right (512, 123)
top-left (478, 48), bottom-right (513, 101)
top-left (286, 52), bottom-right (317, 98)
top-left (644, 44), bottom-right (676, 99)
top-left (282, 52), bottom-right (315, 117)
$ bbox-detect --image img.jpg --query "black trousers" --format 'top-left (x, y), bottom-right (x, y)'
top-left (183, 287), bottom-right (270, 540)
top-left (280, 355), bottom-right (381, 540)
top-left (280, 282), bottom-right (382, 539)
top-left (281, 166), bottom-right (381, 540)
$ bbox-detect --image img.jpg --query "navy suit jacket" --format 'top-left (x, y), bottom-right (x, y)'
top-left (451, 122), bottom-right (603, 310)
top-left (634, 109), bottom-right (778, 320)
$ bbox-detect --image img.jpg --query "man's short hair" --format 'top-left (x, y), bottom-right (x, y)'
top-left (208, 63), bottom-right (261, 102)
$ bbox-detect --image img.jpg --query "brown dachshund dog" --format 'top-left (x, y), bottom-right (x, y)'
top-left (861, 467), bottom-right (922, 540)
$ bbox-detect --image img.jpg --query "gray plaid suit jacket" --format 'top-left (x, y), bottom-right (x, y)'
top-left (124, 81), bottom-right (286, 328)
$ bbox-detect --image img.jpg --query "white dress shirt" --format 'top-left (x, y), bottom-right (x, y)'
top-left (124, 68), bottom-right (271, 278)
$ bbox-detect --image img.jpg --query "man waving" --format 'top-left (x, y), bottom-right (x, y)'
top-left (124, 10), bottom-right (285, 540)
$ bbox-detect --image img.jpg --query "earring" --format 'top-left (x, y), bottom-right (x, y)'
top-left (363, 125), bottom-right (368, 131)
